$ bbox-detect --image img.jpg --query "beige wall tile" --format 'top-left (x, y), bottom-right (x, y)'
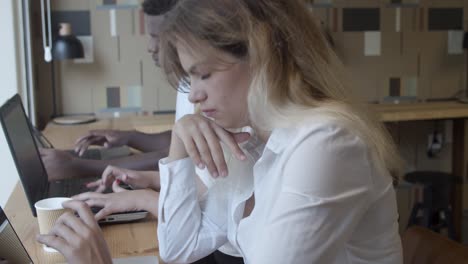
top-left (91, 8), bottom-right (111, 36)
top-left (381, 7), bottom-right (397, 33)
top-left (115, 9), bottom-right (134, 36)
top-left (141, 58), bottom-right (165, 112)
top-left (400, 8), bottom-right (419, 32)
top-left (157, 79), bottom-right (178, 111)
top-left (58, 62), bottom-right (95, 114)
top-left (119, 35), bottom-right (147, 63)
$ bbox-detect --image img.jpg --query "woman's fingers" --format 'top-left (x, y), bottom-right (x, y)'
top-left (52, 213), bottom-right (85, 242)
top-left (36, 234), bottom-right (69, 254)
top-left (72, 191), bottom-right (105, 201)
top-left (180, 117), bottom-right (225, 177)
top-left (72, 191), bottom-right (118, 220)
top-left (190, 127), bottom-right (219, 177)
top-left (175, 115), bottom-right (251, 177)
top-left (183, 136), bottom-right (203, 169)
top-left (112, 180), bottom-right (127, 193)
top-left (90, 166), bottom-right (140, 193)
top-left (37, 211), bottom-right (87, 253)
top-left (62, 200), bottom-right (97, 228)
top-left (202, 123), bottom-right (227, 177)
top-left (38, 199), bottom-right (112, 264)
top-left (120, 174), bottom-right (135, 187)
top-left (82, 197), bottom-right (105, 208)
top-left (102, 166), bottom-right (119, 187)
top-left (90, 165), bottom-right (120, 193)
top-left (94, 184), bottom-right (107, 194)
top-left (94, 207), bottom-right (113, 221)
top-left (213, 127), bottom-right (248, 161)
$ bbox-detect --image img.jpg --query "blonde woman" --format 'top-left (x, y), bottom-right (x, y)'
top-left (156, 0), bottom-right (403, 263)
top-left (38, 0), bottom-right (403, 263)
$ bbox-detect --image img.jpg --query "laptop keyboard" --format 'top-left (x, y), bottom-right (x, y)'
top-left (48, 177), bottom-right (100, 197)
top-left (48, 178), bottom-right (130, 217)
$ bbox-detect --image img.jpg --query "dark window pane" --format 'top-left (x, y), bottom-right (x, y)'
top-left (428, 8), bottom-right (463, 31)
top-left (343, 8), bottom-right (380, 32)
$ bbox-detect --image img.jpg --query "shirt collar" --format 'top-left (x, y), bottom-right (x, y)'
top-left (264, 127), bottom-right (295, 154)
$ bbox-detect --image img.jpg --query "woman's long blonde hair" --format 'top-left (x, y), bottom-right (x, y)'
top-left (160, 0), bottom-right (402, 179)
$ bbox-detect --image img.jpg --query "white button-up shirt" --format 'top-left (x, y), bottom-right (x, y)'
top-left (158, 120), bottom-right (403, 264)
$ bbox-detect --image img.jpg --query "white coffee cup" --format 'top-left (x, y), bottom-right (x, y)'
top-left (34, 197), bottom-right (72, 253)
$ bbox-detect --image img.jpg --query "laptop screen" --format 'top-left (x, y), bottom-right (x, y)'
top-left (0, 207), bottom-right (33, 263)
top-left (0, 94), bottom-right (48, 216)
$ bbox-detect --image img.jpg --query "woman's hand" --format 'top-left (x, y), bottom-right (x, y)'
top-left (86, 165), bottom-right (159, 193)
top-left (170, 114), bottom-right (250, 178)
top-left (74, 129), bottom-right (133, 156)
top-left (73, 184), bottom-right (159, 220)
top-left (36, 200), bottom-right (113, 264)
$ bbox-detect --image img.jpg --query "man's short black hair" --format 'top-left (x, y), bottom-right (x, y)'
top-left (142, 0), bottom-right (178, 16)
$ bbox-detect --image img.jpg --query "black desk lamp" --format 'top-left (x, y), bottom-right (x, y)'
top-left (50, 24), bottom-right (95, 125)
top-left (40, 0), bottom-right (94, 125)
top-left (50, 23), bottom-right (84, 118)
top-left (53, 23), bottom-right (84, 60)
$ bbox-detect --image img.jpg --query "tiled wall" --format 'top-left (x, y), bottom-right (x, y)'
top-left (32, 0), bottom-right (467, 123)
top-left (310, 0), bottom-right (467, 102)
top-left (32, 0), bottom-right (176, 127)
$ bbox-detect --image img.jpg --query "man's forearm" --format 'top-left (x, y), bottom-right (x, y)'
top-left (127, 130), bottom-right (172, 153)
top-left (108, 150), bottom-right (168, 170)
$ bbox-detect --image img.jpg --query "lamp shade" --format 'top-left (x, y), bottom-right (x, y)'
top-left (52, 23), bottom-right (84, 60)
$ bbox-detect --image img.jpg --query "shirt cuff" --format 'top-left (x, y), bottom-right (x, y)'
top-left (159, 157), bottom-right (197, 192)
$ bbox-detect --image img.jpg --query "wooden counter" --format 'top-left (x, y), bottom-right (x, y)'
top-left (373, 101), bottom-right (468, 122)
top-left (374, 101), bottom-right (468, 241)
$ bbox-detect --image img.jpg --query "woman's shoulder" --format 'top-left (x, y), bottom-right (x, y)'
top-left (273, 119), bottom-right (374, 195)
top-left (271, 117), bottom-right (365, 153)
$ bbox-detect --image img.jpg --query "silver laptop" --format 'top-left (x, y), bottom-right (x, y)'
top-left (0, 94), bottom-right (147, 223)
top-left (0, 206), bottom-right (33, 263)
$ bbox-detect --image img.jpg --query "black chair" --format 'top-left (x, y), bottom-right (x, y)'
top-left (405, 171), bottom-right (456, 240)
